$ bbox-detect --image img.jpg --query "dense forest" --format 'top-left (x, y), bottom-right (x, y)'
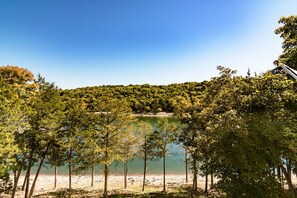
top-left (0, 15), bottom-right (296, 198)
top-left (62, 82), bottom-right (207, 113)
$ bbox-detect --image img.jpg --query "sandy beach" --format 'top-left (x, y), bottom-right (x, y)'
top-left (8, 174), bottom-right (205, 197)
top-left (6, 173), bottom-right (297, 197)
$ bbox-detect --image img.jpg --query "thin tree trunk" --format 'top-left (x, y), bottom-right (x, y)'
top-left (163, 153), bottom-right (166, 191)
top-left (142, 141), bottom-right (147, 192)
top-left (25, 151), bottom-right (34, 198)
top-left (28, 159), bottom-right (44, 198)
top-left (281, 165), bottom-right (296, 196)
top-left (54, 166), bottom-right (57, 189)
top-left (91, 161), bottom-right (94, 187)
top-left (29, 144), bottom-right (50, 198)
top-left (204, 155), bottom-right (209, 194)
top-left (287, 159), bottom-right (292, 182)
top-left (103, 164), bottom-right (108, 197)
top-left (210, 172), bottom-right (214, 189)
top-left (124, 161), bottom-right (128, 189)
top-left (22, 170), bottom-right (28, 191)
top-left (54, 150), bottom-right (58, 189)
top-left (192, 158), bottom-right (197, 191)
top-left (13, 171), bottom-right (16, 186)
top-left (185, 148), bottom-right (188, 183)
top-left (24, 166), bottom-right (31, 198)
top-left (12, 157), bottom-right (25, 198)
top-left (103, 129), bottom-right (109, 197)
top-left (204, 172), bottom-right (208, 194)
top-left (68, 147), bottom-right (72, 198)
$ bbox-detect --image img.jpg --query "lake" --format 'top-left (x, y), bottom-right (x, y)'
top-left (34, 117), bottom-right (187, 175)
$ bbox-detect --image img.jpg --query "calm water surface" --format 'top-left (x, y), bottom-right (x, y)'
top-left (34, 117), bottom-right (186, 175)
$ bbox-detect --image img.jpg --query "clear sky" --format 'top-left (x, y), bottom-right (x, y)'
top-left (0, 1), bottom-right (296, 89)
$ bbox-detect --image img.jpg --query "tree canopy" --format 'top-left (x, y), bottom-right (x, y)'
top-left (275, 15), bottom-right (297, 69)
top-left (1, 14), bottom-right (297, 198)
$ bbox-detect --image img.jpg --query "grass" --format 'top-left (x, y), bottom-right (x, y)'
top-left (33, 185), bottom-right (215, 198)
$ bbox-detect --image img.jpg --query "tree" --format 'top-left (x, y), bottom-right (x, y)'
top-left (151, 118), bottom-right (178, 191)
top-left (119, 125), bottom-right (138, 189)
top-left (58, 97), bottom-right (92, 198)
top-left (172, 65), bottom-right (297, 197)
top-left (135, 121), bottom-right (154, 192)
top-left (25, 76), bottom-right (65, 198)
top-left (275, 15), bottom-right (297, 69)
top-left (0, 79), bottom-right (28, 196)
top-left (171, 94), bottom-right (205, 192)
top-left (0, 66), bottom-right (34, 85)
top-left (91, 97), bottom-right (134, 197)
top-left (199, 67), bottom-right (297, 197)
top-left (0, 66), bottom-right (35, 198)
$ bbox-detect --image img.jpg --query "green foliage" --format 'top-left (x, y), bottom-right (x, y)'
top-left (135, 121), bottom-right (154, 160)
top-left (0, 80), bottom-right (24, 194)
top-left (0, 80), bottom-right (22, 175)
top-left (275, 15), bottom-right (297, 69)
top-left (62, 82), bottom-right (206, 113)
top-left (173, 65), bottom-right (297, 197)
top-left (119, 124), bottom-right (138, 163)
top-left (90, 96), bottom-right (135, 195)
top-left (0, 67), bottom-right (34, 196)
top-left (58, 97), bottom-right (92, 173)
top-left (3, 16), bottom-right (297, 196)
top-left (91, 97), bottom-right (135, 166)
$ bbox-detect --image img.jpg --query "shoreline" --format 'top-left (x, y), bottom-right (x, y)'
top-left (9, 174), bottom-right (201, 197)
top-left (133, 112), bottom-right (174, 117)
top-left (25, 172), bottom-right (186, 176)
top-left (7, 174), bottom-right (297, 197)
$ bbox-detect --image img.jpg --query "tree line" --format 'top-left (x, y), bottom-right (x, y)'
top-left (0, 15), bottom-right (296, 197)
top-left (62, 82), bottom-right (207, 114)
top-left (0, 66), bottom-right (181, 197)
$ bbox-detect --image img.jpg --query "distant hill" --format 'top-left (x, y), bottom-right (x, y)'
top-left (62, 81), bottom-right (207, 113)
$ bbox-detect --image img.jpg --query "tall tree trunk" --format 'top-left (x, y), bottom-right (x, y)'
top-left (204, 172), bottom-right (208, 194)
top-left (29, 144), bottom-right (50, 198)
top-left (281, 165), bottom-right (296, 196)
top-left (13, 171), bottom-right (16, 186)
top-left (124, 161), bottom-right (128, 189)
top-left (22, 170), bottom-right (28, 191)
top-left (142, 141), bottom-right (147, 192)
top-left (25, 151), bottom-right (34, 198)
top-left (192, 158), bottom-right (198, 191)
top-left (210, 172), bottom-right (214, 189)
top-left (163, 153), bottom-right (166, 191)
top-left (103, 129), bottom-right (109, 197)
top-left (68, 147), bottom-right (72, 198)
top-left (54, 166), bottom-right (57, 189)
top-left (103, 164), bottom-right (108, 197)
top-left (287, 159), bottom-right (292, 182)
top-left (54, 150), bottom-right (58, 189)
top-left (91, 160), bottom-right (94, 187)
top-left (11, 157), bottom-right (25, 198)
top-left (185, 147), bottom-right (188, 183)
top-left (24, 166), bottom-right (31, 198)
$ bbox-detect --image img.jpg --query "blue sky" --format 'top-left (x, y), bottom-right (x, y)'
top-left (0, 1), bottom-right (296, 89)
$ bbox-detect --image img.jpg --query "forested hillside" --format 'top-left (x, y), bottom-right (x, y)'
top-left (62, 82), bottom-right (207, 113)
top-left (0, 14), bottom-right (296, 198)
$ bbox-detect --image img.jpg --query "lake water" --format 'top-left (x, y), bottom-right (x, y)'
top-left (35, 117), bottom-right (186, 175)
